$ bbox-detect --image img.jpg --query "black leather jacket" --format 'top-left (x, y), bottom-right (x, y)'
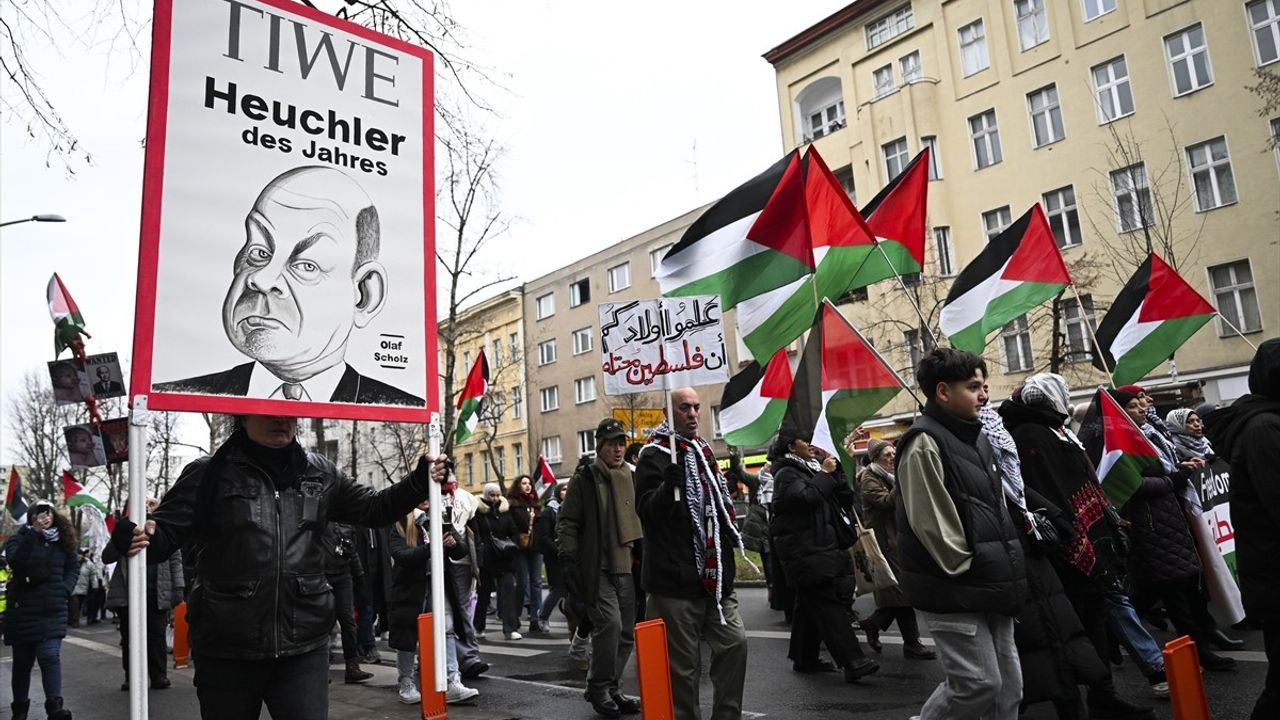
top-left (145, 432), bottom-right (431, 660)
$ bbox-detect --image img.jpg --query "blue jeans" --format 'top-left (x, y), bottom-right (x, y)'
top-left (513, 550), bottom-right (543, 620)
top-left (1104, 587), bottom-right (1164, 676)
top-left (356, 602), bottom-right (377, 653)
top-left (10, 638), bottom-right (63, 702)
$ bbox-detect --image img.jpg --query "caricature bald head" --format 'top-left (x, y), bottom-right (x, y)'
top-left (222, 166), bottom-right (387, 382)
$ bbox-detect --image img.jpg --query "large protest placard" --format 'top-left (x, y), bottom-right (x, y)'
top-left (1191, 459), bottom-right (1244, 625)
top-left (131, 0), bottom-right (435, 422)
top-left (599, 296), bottom-right (730, 395)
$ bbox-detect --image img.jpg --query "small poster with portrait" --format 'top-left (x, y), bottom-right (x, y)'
top-left (64, 424), bottom-right (108, 469)
top-left (84, 352), bottom-right (126, 400)
top-left (131, 0), bottom-right (436, 423)
top-left (99, 418), bottom-right (130, 464)
top-left (48, 359), bottom-right (91, 406)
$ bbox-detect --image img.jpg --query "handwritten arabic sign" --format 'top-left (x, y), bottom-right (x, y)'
top-left (599, 296), bottom-right (729, 395)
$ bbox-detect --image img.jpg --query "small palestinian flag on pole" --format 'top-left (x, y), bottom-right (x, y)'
top-left (454, 351), bottom-right (489, 444)
top-left (784, 300), bottom-right (907, 481)
top-left (1093, 253), bottom-right (1215, 386)
top-left (845, 148), bottom-right (930, 290)
top-left (5, 466), bottom-right (28, 525)
top-left (940, 205), bottom-right (1071, 353)
top-left (1080, 388), bottom-right (1160, 508)
top-left (48, 273), bottom-right (89, 356)
top-left (719, 348), bottom-right (794, 447)
top-left (534, 455), bottom-right (557, 498)
top-left (62, 469), bottom-right (108, 514)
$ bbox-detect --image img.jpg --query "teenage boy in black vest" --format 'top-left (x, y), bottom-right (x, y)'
top-left (896, 348), bottom-right (1027, 720)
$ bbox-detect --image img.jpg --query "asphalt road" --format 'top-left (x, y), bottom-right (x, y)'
top-left (2, 587), bottom-right (1266, 719)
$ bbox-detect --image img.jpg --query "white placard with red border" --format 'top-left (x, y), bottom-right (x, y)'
top-left (131, 0), bottom-right (435, 422)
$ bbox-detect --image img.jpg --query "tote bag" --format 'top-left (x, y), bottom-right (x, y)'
top-left (848, 512), bottom-right (898, 596)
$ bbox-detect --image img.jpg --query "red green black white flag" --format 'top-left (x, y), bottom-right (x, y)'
top-left (1080, 388), bottom-right (1160, 508)
top-left (5, 466), bottom-right (28, 525)
top-left (62, 469), bottom-right (108, 513)
top-left (847, 147), bottom-right (929, 289)
top-left (535, 455), bottom-right (557, 498)
top-left (47, 273), bottom-right (89, 356)
top-left (719, 348), bottom-right (794, 447)
top-left (1093, 253), bottom-right (1215, 386)
top-left (455, 351), bottom-right (489, 444)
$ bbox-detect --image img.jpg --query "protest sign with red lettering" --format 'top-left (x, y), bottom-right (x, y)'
top-left (599, 296), bottom-right (730, 395)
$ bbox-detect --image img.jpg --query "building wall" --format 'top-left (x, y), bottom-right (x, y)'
top-left (768, 0), bottom-right (1279, 429)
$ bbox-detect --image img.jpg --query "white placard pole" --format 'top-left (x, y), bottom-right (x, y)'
top-left (427, 413), bottom-right (446, 691)
top-left (127, 395), bottom-right (150, 720)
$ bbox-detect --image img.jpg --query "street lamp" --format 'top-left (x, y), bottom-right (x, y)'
top-left (0, 214), bottom-right (67, 228)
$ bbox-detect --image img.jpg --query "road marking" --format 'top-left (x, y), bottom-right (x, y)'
top-left (745, 629), bottom-right (935, 647)
top-left (485, 676), bottom-right (766, 717)
top-left (481, 636), bottom-right (567, 647)
top-left (65, 635), bottom-right (123, 657)
top-left (475, 645), bottom-right (548, 658)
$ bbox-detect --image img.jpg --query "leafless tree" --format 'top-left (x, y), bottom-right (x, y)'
top-left (607, 390), bottom-right (663, 441)
top-left (363, 420), bottom-right (425, 488)
top-left (5, 370), bottom-right (82, 500)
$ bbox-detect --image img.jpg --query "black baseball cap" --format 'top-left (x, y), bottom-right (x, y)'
top-left (595, 418), bottom-right (627, 443)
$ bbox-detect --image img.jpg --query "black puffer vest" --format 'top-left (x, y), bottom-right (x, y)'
top-left (895, 410), bottom-right (1026, 615)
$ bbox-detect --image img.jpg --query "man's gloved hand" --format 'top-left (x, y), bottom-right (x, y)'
top-left (560, 556), bottom-right (580, 598)
top-left (412, 455), bottom-right (453, 488)
top-left (662, 463), bottom-right (685, 487)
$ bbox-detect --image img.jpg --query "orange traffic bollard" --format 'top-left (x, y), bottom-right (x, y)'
top-left (635, 619), bottom-right (675, 720)
top-left (1163, 635), bottom-right (1210, 720)
top-left (172, 601), bottom-right (190, 669)
top-left (416, 612), bottom-right (447, 720)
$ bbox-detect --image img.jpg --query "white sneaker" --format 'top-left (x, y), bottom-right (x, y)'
top-left (397, 676), bottom-right (421, 704)
top-left (504, 631), bottom-right (523, 640)
top-left (445, 681), bottom-right (480, 704)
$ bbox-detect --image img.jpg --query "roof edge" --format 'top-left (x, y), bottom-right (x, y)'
top-left (762, 0), bottom-right (896, 66)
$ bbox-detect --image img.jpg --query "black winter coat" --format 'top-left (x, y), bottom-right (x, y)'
top-left (386, 517), bottom-right (469, 651)
top-left (3, 526), bottom-right (79, 646)
top-left (1122, 468), bottom-right (1201, 587)
top-left (137, 431), bottom-right (433, 660)
top-left (769, 456), bottom-right (857, 597)
top-left (470, 497), bottom-right (518, 575)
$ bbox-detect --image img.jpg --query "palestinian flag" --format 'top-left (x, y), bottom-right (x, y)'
top-left (454, 351), bottom-right (489, 444)
top-left (657, 151), bottom-right (813, 311)
top-left (1080, 388), bottom-right (1160, 508)
top-left (534, 455), bottom-right (557, 498)
top-left (845, 147), bottom-right (929, 290)
top-left (719, 348), bottom-right (794, 446)
top-left (1093, 253), bottom-right (1215, 386)
top-left (62, 469), bottom-right (108, 513)
top-left (48, 273), bottom-right (89, 356)
top-left (5, 466), bottom-right (28, 525)
top-left (784, 301), bottom-right (904, 480)
top-left (940, 205), bottom-right (1071, 353)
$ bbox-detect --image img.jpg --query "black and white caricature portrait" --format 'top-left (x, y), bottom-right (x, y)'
top-left (48, 359), bottom-right (91, 406)
top-left (85, 352), bottom-right (126, 399)
top-left (154, 166), bottom-right (424, 406)
top-left (64, 424), bottom-right (107, 469)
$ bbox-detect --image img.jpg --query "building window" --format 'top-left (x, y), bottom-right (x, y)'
top-left (535, 292), bottom-right (554, 320)
top-left (491, 339), bottom-right (502, 366)
top-left (1111, 163), bottom-right (1154, 232)
top-left (834, 165), bottom-right (856, 204)
top-left (969, 109), bottom-right (1002, 169)
top-left (464, 454), bottom-right (474, 485)
top-left (1027, 85), bottom-right (1065, 147)
top-left (900, 51), bottom-right (922, 83)
top-left (1165, 24), bottom-right (1214, 97)
top-left (574, 376), bottom-right (597, 404)
top-left (539, 386), bottom-right (560, 413)
top-left (1083, 0), bottom-right (1116, 21)
top-left (883, 137), bottom-right (910, 180)
top-left (509, 332), bottom-right (521, 361)
top-left (462, 351), bottom-right (470, 379)
top-left (1187, 136), bottom-right (1238, 211)
top-left (1060, 294), bottom-right (1097, 363)
top-left (541, 436), bottom-right (562, 465)
top-left (922, 135), bottom-right (942, 180)
top-left (1042, 186), bottom-right (1082, 248)
top-left (1092, 56), bottom-right (1134, 124)
top-left (983, 206), bottom-right (1012, 240)
top-left (1250, 0), bottom-right (1280, 66)
top-left (1001, 315), bottom-right (1034, 373)
top-left (495, 448), bottom-right (505, 477)
top-left (650, 244), bottom-right (672, 276)
top-left (607, 262), bottom-right (631, 293)
top-left (571, 327), bottom-right (593, 355)
top-left (934, 227), bottom-right (955, 276)
top-left (958, 20), bottom-right (990, 77)
top-left (481, 451), bottom-right (491, 482)
top-left (808, 100), bottom-right (846, 140)
top-left (569, 279), bottom-right (590, 307)
top-left (873, 65), bottom-right (896, 98)
top-left (1209, 260), bottom-right (1262, 335)
top-left (903, 328), bottom-right (924, 374)
top-left (797, 77), bottom-right (845, 143)
top-left (577, 430), bottom-right (596, 459)
top-left (1272, 117), bottom-right (1280, 173)
top-left (866, 4), bottom-right (914, 50)
top-left (511, 387), bottom-right (522, 419)
top-left (513, 443), bottom-right (523, 475)
top-left (711, 406), bottom-right (724, 439)
top-left (1015, 0), bottom-right (1050, 50)
top-left (537, 338), bottom-right (557, 366)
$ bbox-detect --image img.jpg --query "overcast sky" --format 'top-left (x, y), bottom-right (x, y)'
top-left (0, 0), bottom-right (849, 464)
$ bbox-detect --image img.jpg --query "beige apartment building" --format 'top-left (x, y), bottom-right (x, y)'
top-left (521, 207), bottom-right (753, 477)
top-left (765, 0), bottom-right (1280, 436)
top-left (442, 289), bottom-right (529, 492)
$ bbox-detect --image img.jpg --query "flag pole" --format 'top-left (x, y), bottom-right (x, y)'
top-left (1214, 313), bottom-right (1259, 351)
top-left (427, 412), bottom-right (447, 692)
top-left (873, 241), bottom-right (939, 347)
top-left (1069, 283), bottom-right (1116, 388)
top-left (666, 389), bottom-right (677, 456)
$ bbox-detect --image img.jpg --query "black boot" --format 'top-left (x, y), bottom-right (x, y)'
top-left (585, 688), bottom-right (622, 718)
top-left (1209, 628), bottom-right (1245, 650)
top-left (344, 660), bottom-right (373, 683)
top-left (843, 657), bottom-right (880, 682)
top-left (45, 697), bottom-right (73, 720)
top-left (11, 700), bottom-right (30, 720)
top-left (1086, 687), bottom-right (1154, 719)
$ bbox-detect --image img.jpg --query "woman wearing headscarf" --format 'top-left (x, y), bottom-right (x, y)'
top-left (4, 500), bottom-right (79, 720)
top-left (998, 375), bottom-right (1155, 717)
top-left (856, 438), bottom-right (935, 660)
top-left (769, 427), bottom-right (880, 683)
top-left (1165, 408), bottom-right (1216, 465)
top-left (1109, 388), bottom-right (1237, 672)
